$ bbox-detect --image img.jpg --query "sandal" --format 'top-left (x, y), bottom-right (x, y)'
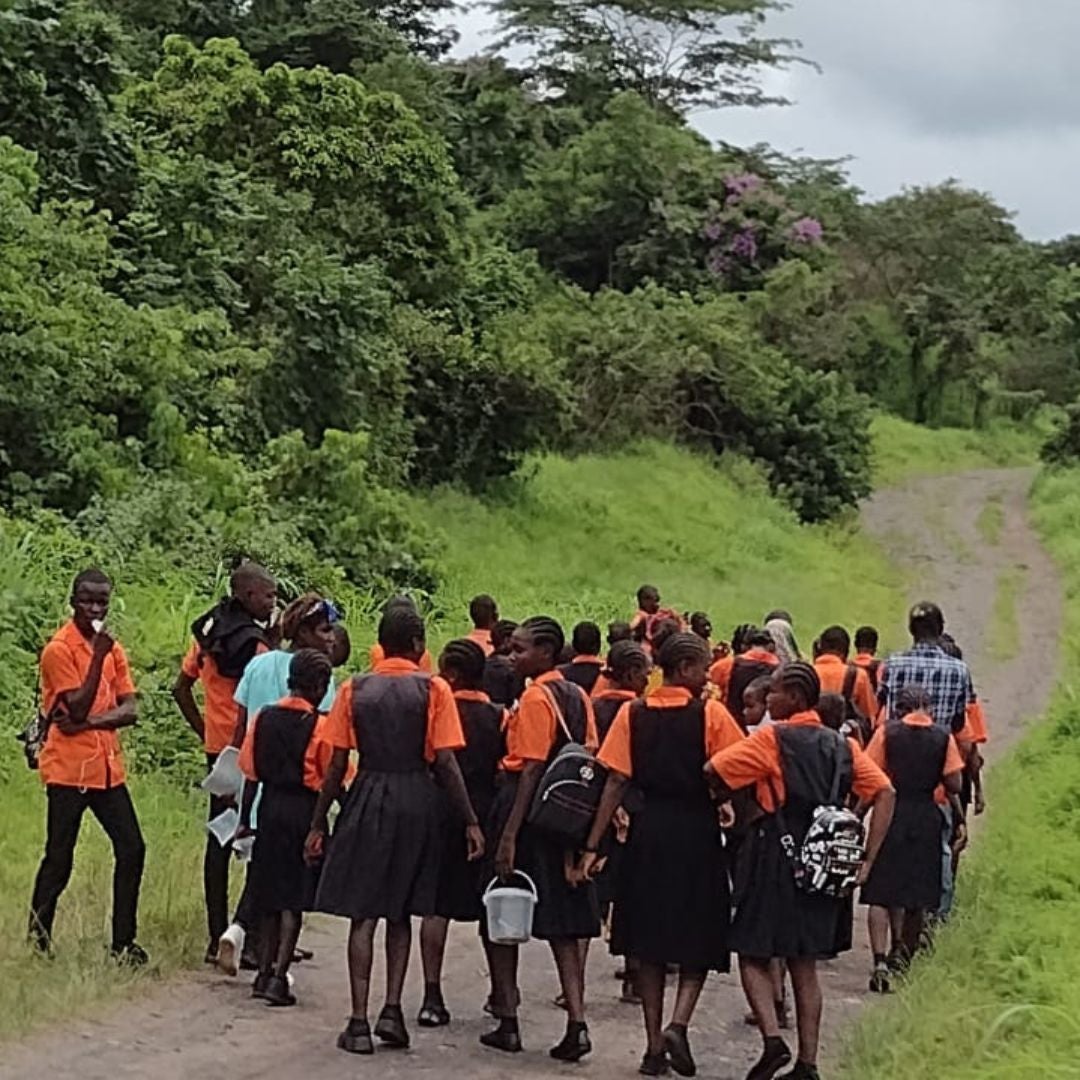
top-left (417, 1000), bottom-right (451, 1027)
top-left (375, 1004), bottom-right (410, 1048)
top-left (337, 1018), bottom-right (374, 1055)
top-left (640, 1051), bottom-right (670, 1076)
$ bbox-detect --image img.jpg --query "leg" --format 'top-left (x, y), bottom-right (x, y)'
top-left (480, 938), bottom-right (523, 1052)
top-left (670, 967), bottom-right (706, 1027)
top-left (346, 918), bottom-right (378, 1021)
top-left (29, 786), bottom-right (87, 949)
top-left (937, 803), bottom-right (955, 920)
top-left (258, 913), bottom-right (280, 977)
top-left (867, 905), bottom-right (891, 957)
top-left (901, 909), bottom-right (923, 958)
top-left (383, 918), bottom-right (412, 1008)
top-left (273, 911), bottom-right (302, 978)
top-left (786, 956), bottom-right (823, 1068)
top-left (87, 785), bottom-right (146, 951)
top-left (203, 757), bottom-right (232, 950)
top-left (637, 961), bottom-right (667, 1056)
top-left (742, 955), bottom-right (792, 1078)
top-left (419, 916), bottom-right (449, 990)
top-left (550, 937), bottom-right (586, 1023)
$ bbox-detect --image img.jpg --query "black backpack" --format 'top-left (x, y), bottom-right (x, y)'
top-left (191, 598), bottom-right (269, 680)
top-left (841, 664), bottom-right (872, 746)
top-left (527, 683), bottom-right (605, 846)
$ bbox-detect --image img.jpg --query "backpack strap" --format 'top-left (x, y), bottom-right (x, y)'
top-left (827, 730), bottom-right (847, 806)
top-left (538, 682), bottom-right (575, 745)
top-left (842, 663), bottom-right (858, 705)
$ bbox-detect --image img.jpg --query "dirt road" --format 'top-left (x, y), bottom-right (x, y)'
top-left (0, 469), bottom-right (1059, 1080)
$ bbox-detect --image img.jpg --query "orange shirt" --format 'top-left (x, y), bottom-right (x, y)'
top-left (501, 670), bottom-right (598, 772)
top-left (708, 654), bottom-right (734, 697)
top-left (182, 639), bottom-right (267, 754)
top-left (598, 686), bottom-right (743, 777)
top-left (369, 643), bottom-right (433, 673)
top-left (591, 673), bottom-right (615, 698)
top-left (325, 658), bottom-right (464, 762)
top-left (864, 712), bottom-right (965, 805)
top-left (958, 699), bottom-right (988, 745)
top-left (239, 695), bottom-right (337, 791)
top-left (710, 709), bottom-right (891, 813)
top-left (38, 620), bottom-right (136, 790)
top-left (467, 628), bottom-right (495, 657)
top-left (814, 655), bottom-right (877, 722)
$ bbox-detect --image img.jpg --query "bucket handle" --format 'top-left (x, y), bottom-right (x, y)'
top-left (483, 870), bottom-right (538, 901)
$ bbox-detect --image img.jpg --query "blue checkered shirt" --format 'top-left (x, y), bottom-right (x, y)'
top-left (878, 642), bottom-right (975, 732)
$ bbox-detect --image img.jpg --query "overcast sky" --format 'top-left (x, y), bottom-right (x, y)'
top-left (452, 0), bottom-right (1079, 240)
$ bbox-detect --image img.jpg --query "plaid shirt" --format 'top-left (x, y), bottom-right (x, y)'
top-left (878, 642), bottom-right (975, 732)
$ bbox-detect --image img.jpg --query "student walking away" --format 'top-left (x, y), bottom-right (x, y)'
top-left (812, 626), bottom-right (877, 739)
top-left (418, 639), bottom-right (505, 1027)
top-left (29, 570), bottom-right (147, 964)
top-left (726, 630), bottom-right (780, 730)
top-left (579, 633), bottom-right (744, 1077)
top-left (592, 622), bottom-right (633, 698)
top-left (467, 594), bottom-right (499, 657)
top-left (852, 627), bottom-right (882, 692)
top-left (237, 649), bottom-right (336, 1007)
top-left (860, 686), bottom-right (966, 993)
top-left (708, 624), bottom-right (752, 703)
top-left (705, 663), bottom-right (895, 1080)
top-left (483, 617), bottom-right (601, 1061)
top-left (483, 619), bottom-right (521, 707)
top-left (631, 586), bottom-right (682, 655)
top-left (368, 596), bottom-right (435, 673)
top-left (763, 611), bottom-right (801, 665)
top-left (306, 606), bottom-right (483, 1056)
top-left (559, 621), bottom-right (605, 695)
top-left (173, 561), bottom-right (276, 965)
top-left (216, 593), bottom-right (340, 976)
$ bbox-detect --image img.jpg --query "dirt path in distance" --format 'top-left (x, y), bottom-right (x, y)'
top-left (0, 469), bottom-right (1060, 1080)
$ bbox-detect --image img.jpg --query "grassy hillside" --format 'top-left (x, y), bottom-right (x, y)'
top-left (834, 466), bottom-right (1080, 1079)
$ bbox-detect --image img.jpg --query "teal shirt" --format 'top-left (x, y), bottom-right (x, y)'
top-left (233, 649), bottom-right (334, 717)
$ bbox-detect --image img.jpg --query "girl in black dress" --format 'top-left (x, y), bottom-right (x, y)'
top-left (483, 616), bottom-right (600, 1062)
top-left (239, 650), bottom-right (335, 1006)
top-left (306, 607), bottom-right (484, 1056)
top-left (579, 633), bottom-right (744, 1076)
top-left (418, 639), bottom-right (505, 1027)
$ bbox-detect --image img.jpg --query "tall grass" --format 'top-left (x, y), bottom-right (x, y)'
top-left (834, 466), bottom-right (1080, 1078)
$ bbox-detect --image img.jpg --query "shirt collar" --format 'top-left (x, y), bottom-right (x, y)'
top-left (901, 711), bottom-right (934, 727)
top-left (911, 641), bottom-right (945, 655)
top-left (454, 689), bottom-right (492, 703)
top-left (534, 669), bottom-right (563, 686)
top-left (275, 695), bottom-right (318, 712)
top-left (786, 709), bottom-right (822, 727)
top-left (373, 657), bottom-right (421, 675)
top-left (741, 648), bottom-right (778, 665)
top-left (645, 685), bottom-right (695, 706)
top-left (815, 654), bottom-right (846, 667)
top-left (57, 619), bottom-right (92, 650)
top-left (594, 688), bottom-right (638, 702)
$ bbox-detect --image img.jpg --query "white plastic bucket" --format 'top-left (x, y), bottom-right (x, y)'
top-left (483, 871), bottom-right (538, 945)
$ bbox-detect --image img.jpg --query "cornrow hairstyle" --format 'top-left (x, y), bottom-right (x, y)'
top-left (288, 647), bottom-right (332, 698)
top-left (650, 617), bottom-right (681, 657)
top-left (280, 592), bottom-right (326, 643)
top-left (379, 604), bottom-right (426, 658)
top-left (440, 638), bottom-right (486, 690)
top-left (72, 567), bottom-right (111, 592)
top-left (605, 640), bottom-right (649, 681)
top-left (520, 615), bottom-right (565, 666)
top-left (778, 661), bottom-right (821, 708)
top-left (491, 619), bottom-right (518, 650)
top-left (746, 627), bottom-right (776, 650)
top-left (896, 684), bottom-right (932, 716)
top-left (657, 632), bottom-right (711, 677)
top-left (731, 624), bottom-right (755, 654)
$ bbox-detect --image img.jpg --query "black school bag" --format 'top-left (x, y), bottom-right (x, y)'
top-left (191, 598), bottom-right (269, 680)
top-left (527, 682), bottom-right (605, 846)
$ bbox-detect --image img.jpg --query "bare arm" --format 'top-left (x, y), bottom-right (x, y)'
top-left (239, 779), bottom-right (259, 832)
top-left (585, 771), bottom-right (629, 853)
top-left (172, 671), bottom-right (205, 741)
top-left (88, 694), bottom-right (138, 730)
top-left (57, 646), bottom-right (109, 729)
top-left (858, 786), bottom-right (896, 882)
top-left (230, 706), bottom-right (249, 750)
top-left (304, 748), bottom-right (349, 864)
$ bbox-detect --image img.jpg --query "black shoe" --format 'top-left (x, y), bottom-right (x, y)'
top-left (374, 1005), bottom-right (410, 1048)
top-left (663, 1025), bottom-right (696, 1078)
top-left (263, 974), bottom-right (296, 1007)
top-left (251, 972), bottom-right (272, 1000)
top-left (869, 965), bottom-right (891, 994)
top-left (779, 1064), bottom-right (821, 1080)
top-left (550, 1022), bottom-right (591, 1062)
top-left (112, 943), bottom-right (149, 967)
top-left (337, 1018), bottom-right (374, 1055)
top-left (480, 1020), bottom-right (522, 1053)
top-left (746, 1036), bottom-right (793, 1080)
top-left (640, 1051), bottom-right (670, 1076)
top-left (417, 999), bottom-right (451, 1027)
top-left (293, 947), bottom-right (314, 962)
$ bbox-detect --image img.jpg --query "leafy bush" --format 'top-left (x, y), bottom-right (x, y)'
top-left (1040, 403), bottom-right (1080, 467)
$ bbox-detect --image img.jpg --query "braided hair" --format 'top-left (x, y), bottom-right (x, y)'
top-left (491, 619), bottom-right (518, 654)
top-left (440, 638), bottom-right (486, 690)
top-left (649, 617), bottom-right (681, 658)
top-left (605, 640), bottom-right (649, 681)
top-left (731, 624), bottom-right (755, 655)
top-left (657, 632), bottom-right (711, 678)
top-left (520, 615), bottom-right (565, 669)
top-left (896, 684), bottom-right (932, 717)
top-left (379, 604), bottom-right (426, 659)
top-left (280, 592), bottom-right (326, 642)
top-left (288, 648), bottom-right (332, 702)
top-left (777, 661), bottom-right (821, 709)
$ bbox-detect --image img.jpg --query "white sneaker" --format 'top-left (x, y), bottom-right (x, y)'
top-left (216, 924), bottom-right (245, 977)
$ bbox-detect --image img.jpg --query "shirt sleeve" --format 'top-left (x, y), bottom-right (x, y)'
top-left (238, 710), bottom-right (259, 781)
top-left (112, 644), bottom-right (137, 698)
top-left (850, 744), bottom-right (892, 802)
top-left (704, 700), bottom-right (745, 757)
top-left (596, 702), bottom-right (634, 777)
top-left (325, 680), bottom-right (357, 751)
top-left (425, 676), bottom-right (466, 760)
top-left (710, 726), bottom-right (780, 793)
top-left (181, 641), bottom-right (200, 679)
top-left (961, 699), bottom-right (988, 744)
top-left (943, 735), bottom-right (965, 777)
top-left (305, 716), bottom-right (337, 790)
top-left (509, 685), bottom-right (558, 764)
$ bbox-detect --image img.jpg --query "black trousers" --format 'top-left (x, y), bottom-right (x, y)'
top-left (205, 753), bottom-right (233, 944)
top-left (30, 783), bottom-right (146, 950)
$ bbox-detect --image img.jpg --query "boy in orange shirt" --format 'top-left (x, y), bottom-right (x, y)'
top-left (29, 569), bottom-right (147, 964)
top-left (813, 626), bottom-right (877, 731)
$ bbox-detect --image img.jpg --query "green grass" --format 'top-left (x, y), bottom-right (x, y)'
top-left (872, 414), bottom-right (1040, 487)
top-left (834, 466), bottom-right (1080, 1079)
top-left (986, 565), bottom-right (1026, 663)
top-left (977, 494), bottom-right (1006, 546)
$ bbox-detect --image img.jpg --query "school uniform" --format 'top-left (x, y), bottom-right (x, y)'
top-left (853, 652), bottom-right (883, 694)
top-left (725, 649), bottom-right (780, 728)
top-left (434, 690), bottom-right (505, 922)
top-left (860, 713), bottom-right (964, 910)
top-left (483, 652), bottom-right (521, 708)
top-left (599, 687), bottom-right (743, 970)
top-left (30, 621), bottom-right (145, 951)
top-left (486, 670), bottom-right (600, 941)
top-left (467, 628), bottom-right (495, 657)
top-left (558, 655), bottom-right (603, 696)
top-left (369, 642), bottom-right (434, 673)
top-left (239, 696), bottom-right (335, 914)
top-left (315, 659), bottom-right (464, 921)
top-left (711, 710), bottom-right (891, 960)
top-left (814, 654), bottom-right (878, 722)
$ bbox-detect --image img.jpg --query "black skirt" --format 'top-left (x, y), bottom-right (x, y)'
top-left (483, 775), bottom-right (600, 942)
top-left (249, 786), bottom-right (320, 914)
top-left (610, 797), bottom-right (729, 971)
top-left (315, 769), bottom-right (442, 921)
top-left (860, 796), bottom-right (943, 910)
top-left (730, 816), bottom-right (846, 960)
top-left (434, 789), bottom-right (491, 923)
